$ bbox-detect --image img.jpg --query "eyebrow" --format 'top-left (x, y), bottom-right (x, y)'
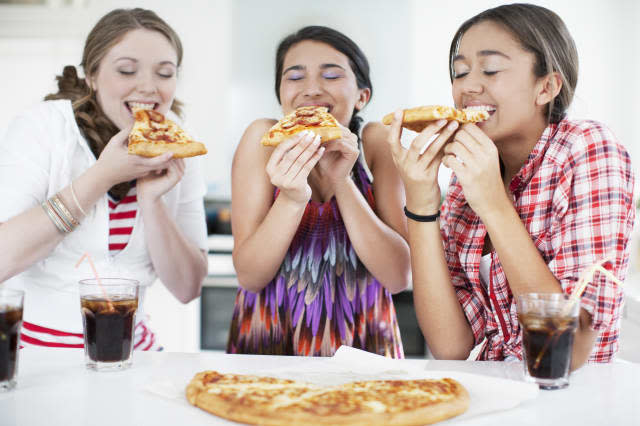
top-left (115, 57), bottom-right (177, 67)
top-left (282, 63), bottom-right (346, 75)
top-left (452, 50), bottom-right (511, 62)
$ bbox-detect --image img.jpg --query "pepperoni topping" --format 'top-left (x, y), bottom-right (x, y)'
top-left (295, 109), bottom-right (316, 117)
top-left (281, 120), bottom-right (296, 129)
top-left (297, 118), bottom-right (321, 126)
top-left (143, 130), bottom-right (176, 143)
top-left (147, 110), bottom-right (164, 123)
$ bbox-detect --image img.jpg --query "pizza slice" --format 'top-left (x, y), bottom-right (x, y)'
top-left (261, 106), bottom-right (343, 146)
top-left (128, 108), bottom-right (207, 158)
top-left (382, 105), bottom-right (489, 133)
top-left (186, 370), bottom-right (470, 425)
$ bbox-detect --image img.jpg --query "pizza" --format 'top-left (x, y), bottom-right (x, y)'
top-left (382, 105), bottom-right (489, 133)
top-left (261, 106), bottom-right (343, 146)
top-left (128, 107), bottom-right (207, 158)
top-left (186, 370), bottom-right (470, 425)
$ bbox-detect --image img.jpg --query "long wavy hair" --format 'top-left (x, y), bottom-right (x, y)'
top-left (449, 3), bottom-right (578, 124)
top-left (45, 8), bottom-right (183, 199)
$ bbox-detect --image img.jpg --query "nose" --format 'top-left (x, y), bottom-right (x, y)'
top-left (135, 71), bottom-right (157, 95)
top-left (301, 76), bottom-right (323, 98)
top-left (459, 71), bottom-right (483, 95)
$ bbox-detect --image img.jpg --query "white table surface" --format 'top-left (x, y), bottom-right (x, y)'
top-left (0, 348), bottom-right (638, 426)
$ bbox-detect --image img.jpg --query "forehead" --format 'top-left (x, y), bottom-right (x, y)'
top-left (103, 28), bottom-right (178, 64)
top-left (283, 40), bottom-right (351, 68)
top-left (457, 20), bottom-right (525, 58)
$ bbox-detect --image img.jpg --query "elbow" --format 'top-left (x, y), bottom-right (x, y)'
top-left (235, 270), bottom-right (269, 293)
top-left (429, 346), bottom-right (471, 361)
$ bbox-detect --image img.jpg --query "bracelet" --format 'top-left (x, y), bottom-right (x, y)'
top-left (50, 194), bottom-right (80, 228)
top-left (404, 206), bottom-right (440, 222)
top-left (42, 201), bottom-right (70, 233)
top-left (69, 181), bottom-right (87, 217)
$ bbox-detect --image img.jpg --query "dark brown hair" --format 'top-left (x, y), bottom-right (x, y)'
top-left (449, 3), bottom-right (578, 124)
top-left (274, 26), bottom-right (372, 137)
top-left (45, 8), bottom-right (183, 199)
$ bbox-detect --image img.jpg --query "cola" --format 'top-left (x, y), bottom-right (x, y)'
top-left (81, 296), bottom-right (138, 363)
top-left (0, 306), bottom-right (22, 384)
top-left (519, 313), bottom-right (578, 381)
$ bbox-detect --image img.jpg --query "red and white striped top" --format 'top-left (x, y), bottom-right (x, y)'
top-left (20, 182), bottom-right (161, 351)
top-left (108, 182), bottom-right (137, 255)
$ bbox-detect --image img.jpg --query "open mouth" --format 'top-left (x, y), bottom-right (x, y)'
top-left (125, 101), bottom-right (157, 114)
top-left (464, 104), bottom-right (496, 116)
top-left (298, 103), bottom-right (333, 113)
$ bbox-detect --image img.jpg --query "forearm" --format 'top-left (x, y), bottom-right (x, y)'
top-left (482, 201), bottom-right (563, 296)
top-left (0, 166), bottom-right (110, 281)
top-left (140, 199), bottom-right (208, 303)
top-left (408, 220), bottom-right (474, 359)
top-left (232, 195), bottom-right (307, 292)
top-left (334, 178), bottom-right (410, 293)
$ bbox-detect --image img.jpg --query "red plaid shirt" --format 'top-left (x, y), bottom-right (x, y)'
top-left (440, 118), bottom-right (635, 362)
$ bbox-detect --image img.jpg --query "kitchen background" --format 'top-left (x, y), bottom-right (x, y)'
top-left (1, 0), bottom-right (639, 359)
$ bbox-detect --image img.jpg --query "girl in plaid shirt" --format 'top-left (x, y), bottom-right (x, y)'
top-left (386, 4), bottom-right (634, 367)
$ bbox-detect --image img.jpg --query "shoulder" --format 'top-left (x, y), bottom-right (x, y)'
top-left (232, 118), bottom-right (278, 167)
top-left (360, 121), bottom-right (391, 169)
top-left (2, 100), bottom-right (76, 148)
top-left (546, 118), bottom-right (631, 167)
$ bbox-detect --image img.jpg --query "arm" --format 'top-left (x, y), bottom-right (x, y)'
top-left (0, 123), bottom-right (176, 282)
top-left (137, 159), bottom-right (208, 303)
top-left (231, 120), bottom-right (324, 291)
top-left (330, 122), bottom-right (410, 293)
top-left (386, 112), bottom-right (474, 358)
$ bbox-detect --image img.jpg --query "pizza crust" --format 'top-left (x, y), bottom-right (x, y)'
top-left (186, 371), bottom-right (470, 426)
top-left (382, 105), bottom-right (489, 133)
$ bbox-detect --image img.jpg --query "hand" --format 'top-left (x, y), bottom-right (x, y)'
top-left (94, 126), bottom-right (176, 187)
top-left (316, 124), bottom-right (359, 189)
top-left (265, 131), bottom-right (324, 205)
top-left (386, 110), bottom-right (459, 214)
top-left (137, 158), bottom-right (186, 205)
top-left (441, 123), bottom-right (508, 217)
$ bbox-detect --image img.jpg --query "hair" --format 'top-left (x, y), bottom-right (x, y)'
top-left (45, 8), bottom-right (183, 199)
top-left (448, 3), bottom-right (578, 124)
top-left (274, 25), bottom-right (372, 137)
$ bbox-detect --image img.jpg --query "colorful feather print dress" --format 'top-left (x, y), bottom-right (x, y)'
top-left (227, 161), bottom-right (404, 358)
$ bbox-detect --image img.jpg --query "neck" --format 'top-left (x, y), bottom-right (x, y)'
top-left (496, 117), bottom-right (549, 183)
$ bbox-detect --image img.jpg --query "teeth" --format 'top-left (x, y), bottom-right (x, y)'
top-left (128, 102), bottom-right (154, 110)
top-left (465, 105), bottom-right (495, 112)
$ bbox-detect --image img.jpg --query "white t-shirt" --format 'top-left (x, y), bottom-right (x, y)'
top-left (0, 100), bottom-right (207, 333)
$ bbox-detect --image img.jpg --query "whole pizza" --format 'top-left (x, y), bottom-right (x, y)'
top-left (186, 370), bottom-right (470, 425)
top-left (261, 106), bottom-right (343, 146)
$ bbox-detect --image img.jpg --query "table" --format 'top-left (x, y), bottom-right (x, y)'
top-left (0, 348), bottom-right (638, 425)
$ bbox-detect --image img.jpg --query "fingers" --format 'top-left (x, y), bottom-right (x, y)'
top-left (293, 145), bottom-right (325, 182)
top-left (406, 119), bottom-right (449, 163)
top-left (266, 131), bottom-right (315, 174)
top-left (416, 120), bottom-right (459, 169)
top-left (386, 110), bottom-right (405, 162)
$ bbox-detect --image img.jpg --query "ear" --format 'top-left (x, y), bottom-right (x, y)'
top-left (85, 74), bottom-right (96, 91)
top-left (354, 87), bottom-right (371, 112)
top-left (535, 72), bottom-right (562, 107)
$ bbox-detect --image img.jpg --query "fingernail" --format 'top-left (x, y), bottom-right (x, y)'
top-left (448, 120), bottom-right (459, 130)
top-left (395, 109), bottom-right (403, 119)
top-left (437, 119), bottom-right (447, 126)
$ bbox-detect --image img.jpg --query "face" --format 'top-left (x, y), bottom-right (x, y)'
top-left (452, 21), bottom-right (547, 144)
top-left (89, 28), bottom-right (178, 130)
top-left (279, 40), bottom-right (370, 127)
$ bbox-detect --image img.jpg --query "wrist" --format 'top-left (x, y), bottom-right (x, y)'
top-left (405, 195), bottom-right (441, 216)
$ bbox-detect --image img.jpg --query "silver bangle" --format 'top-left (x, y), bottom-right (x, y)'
top-left (42, 201), bottom-right (70, 233)
top-left (50, 194), bottom-right (79, 228)
top-left (69, 181), bottom-right (87, 217)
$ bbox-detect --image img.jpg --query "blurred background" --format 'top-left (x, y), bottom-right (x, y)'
top-left (1, 0), bottom-right (639, 359)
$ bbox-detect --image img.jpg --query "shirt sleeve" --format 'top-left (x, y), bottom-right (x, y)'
top-left (548, 121), bottom-right (634, 331)
top-left (0, 108), bottom-right (52, 222)
top-left (440, 189), bottom-right (487, 347)
top-left (174, 154), bottom-right (208, 251)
